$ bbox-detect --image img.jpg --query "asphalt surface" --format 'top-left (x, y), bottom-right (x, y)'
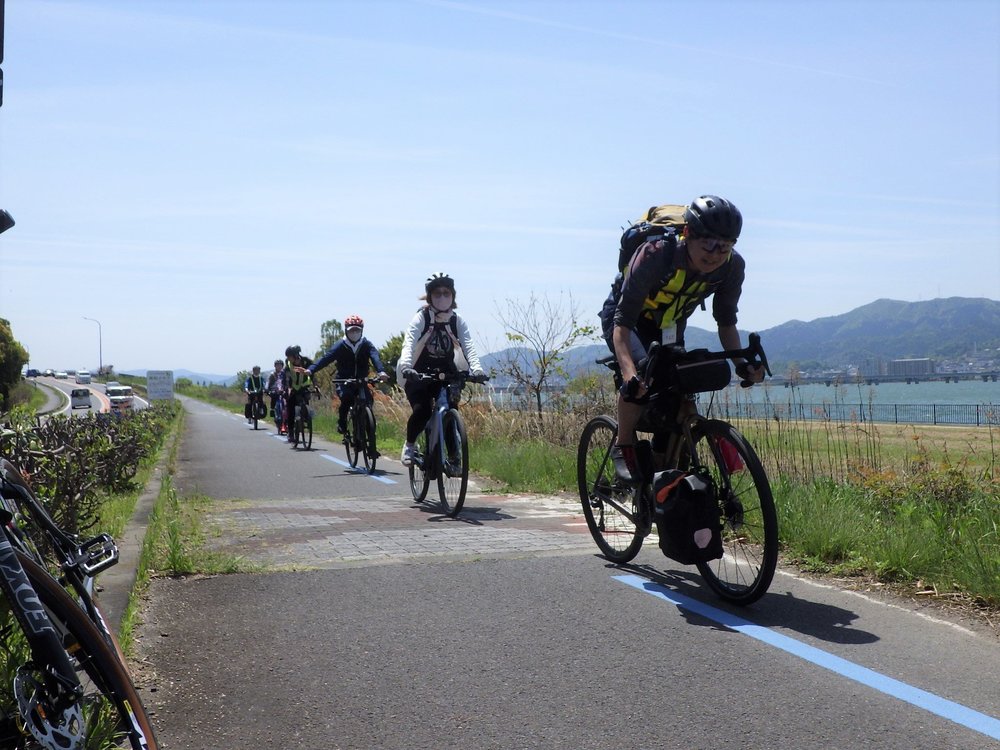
top-left (96, 397), bottom-right (1000, 750)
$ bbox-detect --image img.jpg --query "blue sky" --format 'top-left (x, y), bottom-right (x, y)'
top-left (1, 0), bottom-right (997, 376)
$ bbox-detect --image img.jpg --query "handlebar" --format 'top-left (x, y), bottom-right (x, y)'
top-left (646, 332), bottom-right (772, 389)
top-left (331, 377), bottom-right (384, 385)
top-left (404, 371), bottom-right (490, 385)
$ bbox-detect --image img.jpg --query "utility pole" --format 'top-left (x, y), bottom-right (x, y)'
top-left (83, 317), bottom-right (103, 374)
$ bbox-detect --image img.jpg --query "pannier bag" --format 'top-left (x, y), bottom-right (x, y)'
top-left (653, 469), bottom-right (723, 565)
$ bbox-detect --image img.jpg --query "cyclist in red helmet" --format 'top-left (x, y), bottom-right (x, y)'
top-left (599, 195), bottom-right (764, 483)
top-left (308, 315), bottom-right (389, 433)
top-left (396, 273), bottom-right (486, 466)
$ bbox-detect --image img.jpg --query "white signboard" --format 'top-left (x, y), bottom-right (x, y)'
top-left (146, 370), bottom-right (175, 401)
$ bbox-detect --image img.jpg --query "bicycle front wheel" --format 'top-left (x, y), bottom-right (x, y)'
top-left (437, 409), bottom-right (469, 517)
top-left (408, 429), bottom-right (431, 503)
top-left (361, 406), bottom-right (378, 473)
top-left (9, 552), bottom-right (159, 749)
top-left (690, 420), bottom-right (778, 606)
top-left (577, 415), bottom-right (646, 563)
top-left (303, 412), bottom-right (313, 450)
top-left (345, 410), bottom-right (360, 468)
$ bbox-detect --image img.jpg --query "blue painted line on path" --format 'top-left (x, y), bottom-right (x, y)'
top-left (320, 453), bottom-right (396, 485)
top-left (614, 574), bottom-right (1000, 742)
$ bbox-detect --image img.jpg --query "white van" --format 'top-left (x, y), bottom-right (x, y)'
top-left (75, 370), bottom-right (92, 384)
top-left (107, 385), bottom-right (134, 414)
top-left (70, 388), bottom-right (92, 409)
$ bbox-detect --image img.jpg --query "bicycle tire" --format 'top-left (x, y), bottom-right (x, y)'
top-left (11, 552), bottom-right (159, 749)
top-left (437, 408), bottom-right (469, 517)
top-left (577, 415), bottom-right (646, 563)
top-left (689, 420), bottom-right (778, 605)
top-left (408, 430), bottom-right (431, 503)
top-left (344, 409), bottom-right (360, 468)
top-left (303, 412), bottom-right (313, 450)
top-left (361, 406), bottom-right (377, 473)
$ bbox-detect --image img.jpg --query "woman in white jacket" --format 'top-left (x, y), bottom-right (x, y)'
top-left (396, 273), bottom-right (485, 466)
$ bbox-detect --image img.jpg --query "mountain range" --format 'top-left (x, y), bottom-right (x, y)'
top-left (483, 297), bottom-right (1000, 379)
top-left (124, 297), bottom-right (999, 385)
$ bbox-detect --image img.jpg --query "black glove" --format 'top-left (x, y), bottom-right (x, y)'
top-left (402, 368), bottom-right (419, 382)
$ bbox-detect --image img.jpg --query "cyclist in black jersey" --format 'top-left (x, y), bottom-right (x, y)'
top-left (243, 365), bottom-right (266, 423)
top-left (599, 195), bottom-right (764, 483)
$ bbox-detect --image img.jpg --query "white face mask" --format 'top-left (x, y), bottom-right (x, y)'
top-left (431, 289), bottom-right (454, 312)
top-left (347, 330), bottom-right (362, 343)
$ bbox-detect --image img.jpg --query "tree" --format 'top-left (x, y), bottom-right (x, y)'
top-left (317, 319), bottom-right (343, 358)
top-left (379, 331), bottom-right (405, 387)
top-left (494, 292), bottom-right (596, 425)
top-left (0, 318), bottom-right (29, 412)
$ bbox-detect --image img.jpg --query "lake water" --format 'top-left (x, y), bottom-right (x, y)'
top-left (724, 378), bottom-right (998, 406)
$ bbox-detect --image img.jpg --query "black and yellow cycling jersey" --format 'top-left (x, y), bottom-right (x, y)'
top-left (601, 230), bottom-right (745, 347)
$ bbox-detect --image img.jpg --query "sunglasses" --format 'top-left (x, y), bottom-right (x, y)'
top-left (691, 235), bottom-right (736, 255)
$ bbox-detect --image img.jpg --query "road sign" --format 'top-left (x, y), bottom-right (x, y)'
top-left (146, 370), bottom-right (175, 401)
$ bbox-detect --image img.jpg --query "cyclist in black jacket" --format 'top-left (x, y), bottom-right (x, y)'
top-left (308, 315), bottom-right (389, 433)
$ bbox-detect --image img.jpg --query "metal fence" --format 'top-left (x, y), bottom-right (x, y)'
top-left (702, 401), bottom-right (1000, 427)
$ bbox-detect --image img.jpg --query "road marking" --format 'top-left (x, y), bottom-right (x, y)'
top-left (319, 453), bottom-right (397, 485)
top-left (614, 574), bottom-right (1000, 742)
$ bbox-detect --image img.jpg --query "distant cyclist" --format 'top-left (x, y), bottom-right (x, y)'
top-left (266, 359), bottom-right (287, 434)
top-left (243, 365), bottom-right (266, 424)
top-left (284, 345), bottom-right (314, 443)
top-left (396, 273), bottom-right (486, 466)
top-left (308, 315), bottom-right (389, 434)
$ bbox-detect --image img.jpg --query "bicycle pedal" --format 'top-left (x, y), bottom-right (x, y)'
top-left (73, 533), bottom-right (120, 576)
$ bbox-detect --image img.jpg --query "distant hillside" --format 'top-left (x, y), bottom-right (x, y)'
top-left (482, 297), bottom-right (1000, 381)
top-left (120, 369), bottom-right (237, 386)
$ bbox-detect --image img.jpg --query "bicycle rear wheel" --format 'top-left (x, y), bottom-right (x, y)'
top-left (577, 415), bottom-right (646, 563)
top-left (437, 409), bottom-right (468, 517)
top-left (408, 429), bottom-right (431, 503)
top-left (345, 410), bottom-right (360, 468)
top-left (6, 552), bottom-right (159, 749)
top-left (689, 420), bottom-right (778, 605)
top-left (361, 406), bottom-right (378, 473)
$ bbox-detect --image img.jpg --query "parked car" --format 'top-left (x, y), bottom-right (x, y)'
top-left (75, 370), bottom-right (92, 384)
top-left (70, 388), bottom-right (92, 410)
top-left (107, 385), bottom-right (134, 414)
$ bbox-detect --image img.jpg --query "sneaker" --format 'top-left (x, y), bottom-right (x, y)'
top-left (400, 443), bottom-right (416, 467)
top-left (611, 444), bottom-right (639, 484)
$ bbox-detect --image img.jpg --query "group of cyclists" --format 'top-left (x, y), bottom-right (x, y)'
top-left (240, 194), bottom-right (762, 472)
top-left (241, 273), bottom-right (486, 463)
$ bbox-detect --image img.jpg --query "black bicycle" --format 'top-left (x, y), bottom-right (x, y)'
top-left (289, 387), bottom-right (318, 450)
top-left (577, 334), bottom-right (778, 606)
top-left (0, 458), bottom-right (158, 749)
top-left (406, 371), bottom-right (488, 517)
top-left (333, 378), bottom-right (381, 473)
top-left (246, 391), bottom-right (267, 431)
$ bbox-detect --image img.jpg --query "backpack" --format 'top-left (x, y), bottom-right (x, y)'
top-left (417, 308), bottom-right (468, 371)
top-left (652, 469), bottom-right (723, 565)
top-left (617, 204), bottom-right (688, 272)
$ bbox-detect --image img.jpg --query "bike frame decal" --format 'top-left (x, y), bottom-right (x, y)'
top-left (614, 574), bottom-right (1000, 742)
top-left (0, 537), bottom-right (56, 637)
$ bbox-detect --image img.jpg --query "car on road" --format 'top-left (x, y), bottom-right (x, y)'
top-left (107, 385), bottom-right (134, 414)
top-left (25, 368), bottom-right (40, 377)
top-left (75, 370), bottom-right (92, 384)
top-left (54, 371), bottom-right (69, 379)
top-left (104, 381), bottom-right (121, 393)
top-left (70, 388), bottom-right (92, 409)
top-left (42, 369), bottom-right (54, 377)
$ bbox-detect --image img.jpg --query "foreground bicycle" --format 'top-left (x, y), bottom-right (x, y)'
top-left (332, 378), bottom-right (381, 473)
top-left (577, 334), bottom-right (778, 605)
top-left (406, 371), bottom-right (488, 517)
top-left (0, 458), bottom-right (158, 749)
top-left (246, 391), bottom-right (267, 431)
